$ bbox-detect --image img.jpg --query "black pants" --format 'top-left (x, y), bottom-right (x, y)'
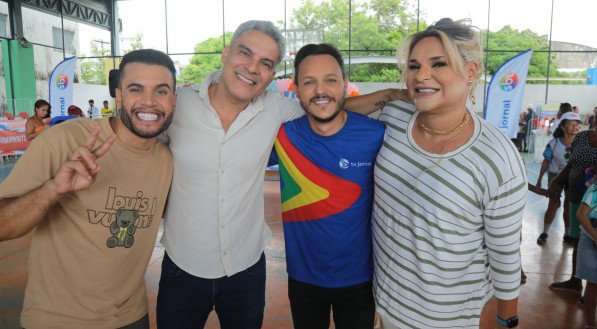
top-left (288, 277), bottom-right (375, 329)
top-left (157, 252), bottom-right (266, 329)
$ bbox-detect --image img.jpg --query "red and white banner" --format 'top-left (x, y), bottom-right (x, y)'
top-left (0, 119), bottom-right (29, 156)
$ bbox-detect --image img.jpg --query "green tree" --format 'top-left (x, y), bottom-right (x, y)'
top-left (483, 26), bottom-right (558, 79)
top-left (179, 33), bottom-right (231, 83)
top-left (80, 33), bottom-right (144, 85)
top-left (290, 0), bottom-right (419, 82)
top-left (179, 0), bottom-right (419, 83)
top-left (179, 1), bottom-right (569, 84)
top-left (127, 33), bottom-right (144, 52)
top-left (482, 26), bottom-right (585, 84)
top-left (80, 40), bottom-right (109, 85)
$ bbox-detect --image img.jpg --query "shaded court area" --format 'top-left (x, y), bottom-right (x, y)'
top-left (0, 154), bottom-right (589, 328)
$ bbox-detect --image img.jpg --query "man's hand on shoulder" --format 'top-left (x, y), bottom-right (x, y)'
top-left (372, 88), bottom-right (410, 110)
top-left (388, 88), bottom-right (411, 104)
top-left (345, 88), bottom-right (410, 115)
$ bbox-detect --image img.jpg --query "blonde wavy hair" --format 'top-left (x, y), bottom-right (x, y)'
top-left (397, 18), bottom-right (484, 94)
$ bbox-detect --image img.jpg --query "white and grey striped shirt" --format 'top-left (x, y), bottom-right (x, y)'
top-left (373, 101), bottom-right (526, 328)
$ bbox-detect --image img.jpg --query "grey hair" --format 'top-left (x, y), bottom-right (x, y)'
top-left (230, 20), bottom-right (286, 64)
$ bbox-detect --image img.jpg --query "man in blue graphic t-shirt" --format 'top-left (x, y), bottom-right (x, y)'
top-left (272, 43), bottom-right (385, 329)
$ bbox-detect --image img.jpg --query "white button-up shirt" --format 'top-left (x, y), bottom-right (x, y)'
top-left (161, 71), bottom-right (303, 278)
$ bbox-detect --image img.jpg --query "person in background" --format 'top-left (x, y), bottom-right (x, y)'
top-left (573, 106), bottom-right (580, 114)
top-left (534, 112), bottom-right (583, 244)
top-left (68, 105), bottom-right (84, 117)
top-left (517, 112), bottom-right (528, 152)
top-left (523, 104), bottom-right (535, 149)
top-left (88, 99), bottom-right (101, 119)
top-left (0, 48), bottom-right (177, 329)
top-left (101, 100), bottom-right (114, 118)
top-left (50, 105), bottom-right (85, 126)
top-left (576, 171), bottom-right (597, 329)
top-left (271, 43), bottom-right (385, 329)
top-left (25, 99), bottom-right (50, 140)
top-left (548, 103), bottom-right (572, 136)
top-left (548, 113), bottom-right (597, 305)
top-left (44, 105), bottom-right (52, 120)
top-left (371, 18), bottom-right (526, 328)
top-left (587, 106), bottom-right (597, 130)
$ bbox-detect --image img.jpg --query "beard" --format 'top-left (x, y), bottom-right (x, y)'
top-left (300, 91), bottom-right (346, 124)
top-left (119, 104), bottom-right (173, 138)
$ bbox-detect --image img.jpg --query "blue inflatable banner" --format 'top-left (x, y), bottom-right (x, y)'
top-left (49, 56), bottom-right (77, 118)
top-left (484, 49), bottom-right (533, 138)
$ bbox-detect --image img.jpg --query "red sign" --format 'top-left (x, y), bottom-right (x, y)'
top-left (0, 119), bottom-right (30, 156)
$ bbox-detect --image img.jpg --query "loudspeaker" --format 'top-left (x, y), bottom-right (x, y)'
top-left (109, 69), bottom-right (118, 97)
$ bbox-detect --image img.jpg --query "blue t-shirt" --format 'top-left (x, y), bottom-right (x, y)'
top-left (542, 138), bottom-right (569, 174)
top-left (582, 184), bottom-right (597, 219)
top-left (273, 111), bottom-right (385, 288)
top-left (50, 115), bottom-right (78, 126)
top-left (581, 184), bottom-right (597, 235)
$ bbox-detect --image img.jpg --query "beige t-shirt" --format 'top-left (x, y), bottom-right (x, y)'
top-left (0, 118), bottom-right (173, 329)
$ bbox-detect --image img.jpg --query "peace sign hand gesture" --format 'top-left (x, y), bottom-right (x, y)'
top-left (48, 125), bottom-right (117, 195)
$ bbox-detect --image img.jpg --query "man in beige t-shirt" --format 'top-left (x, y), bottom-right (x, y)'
top-left (0, 49), bottom-right (177, 329)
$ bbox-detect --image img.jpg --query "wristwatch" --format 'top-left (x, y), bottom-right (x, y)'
top-left (496, 315), bottom-right (519, 328)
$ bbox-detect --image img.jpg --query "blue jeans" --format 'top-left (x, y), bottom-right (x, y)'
top-left (156, 252), bottom-right (266, 329)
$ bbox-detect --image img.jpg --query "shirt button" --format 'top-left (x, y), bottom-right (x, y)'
top-left (221, 224), bottom-right (226, 229)
top-left (221, 169), bottom-right (225, 174)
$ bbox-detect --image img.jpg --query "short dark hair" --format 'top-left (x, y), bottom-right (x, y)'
top-left (34, 99), bottom-right (50, 111)
top-left (553, 120), bottom-right (569, 139)
top-left (88, 99), bottom-right (94, 103)
top-left (118, 49), bottom-right (176, 89)
top-left (294, 43), bottom-right (345, 82)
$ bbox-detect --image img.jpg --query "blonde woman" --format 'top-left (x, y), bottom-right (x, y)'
top-left (372, 18), bottom-right (526, 328)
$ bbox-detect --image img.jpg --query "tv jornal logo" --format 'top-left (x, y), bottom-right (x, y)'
top-left (499, 72), bottom-right (518, 91)
top-left (56, 73), bottom-right (69, 90)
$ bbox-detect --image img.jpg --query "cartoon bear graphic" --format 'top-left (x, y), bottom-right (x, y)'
top-left (106, 209), bottom-right (138, 248)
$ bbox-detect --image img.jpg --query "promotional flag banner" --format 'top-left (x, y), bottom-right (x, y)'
top-left (484, 49), bottom-right (533, 138)
top-left (49, 56), bottom-right (76, 118)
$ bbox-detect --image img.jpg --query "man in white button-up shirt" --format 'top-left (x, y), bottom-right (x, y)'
top-left (156, 20), bottom-right (402, 329)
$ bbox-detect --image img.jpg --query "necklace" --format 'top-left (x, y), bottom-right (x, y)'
top-left (418, 111), bottom-right (469, 136)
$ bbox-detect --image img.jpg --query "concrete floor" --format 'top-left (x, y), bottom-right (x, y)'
top-left (0, 155), bottom-right (591, 328)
